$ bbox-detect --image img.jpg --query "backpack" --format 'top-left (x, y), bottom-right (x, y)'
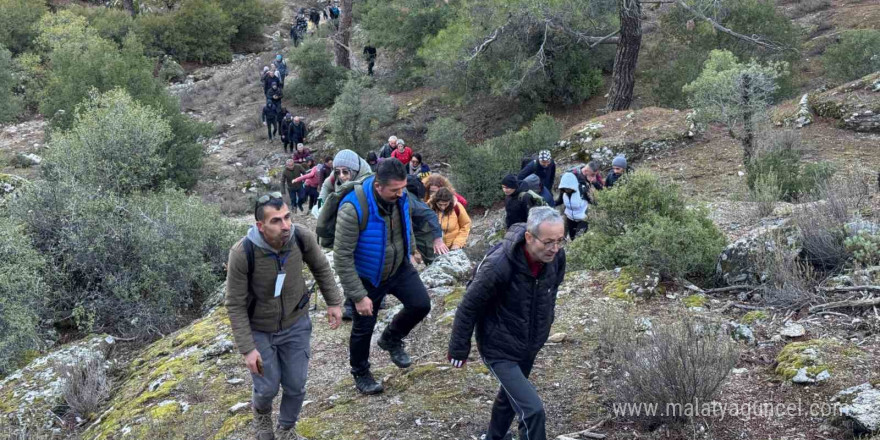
top-left (242, 229), bottom-right (307, 318)
top-left (315, 173), bottom-right (373, 248)
top-left (329, 5), bottom-right (340, 18)
top-left (466, 240), bottom-right (504, 289)
top-left (519, 189), bottom-right (546, 208)
top-left (274, 60), bottom-right (287, 77)
top-left (454, 193), bottom-right (468, 209)
top-left (520, 154), bottom-right (538, 171)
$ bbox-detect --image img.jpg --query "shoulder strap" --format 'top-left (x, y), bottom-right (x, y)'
top-left (243, 238), bottom-right (255, 294)
top-left (454, 204), bottom-right (461, 216)
top-left (352, 184), bottom-right (370, 232)
top-left (467, 242), bottom-right (504, 288)
top-left (293, 227), bottom-right (305, 254)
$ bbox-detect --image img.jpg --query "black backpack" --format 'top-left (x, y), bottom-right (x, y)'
top-left (329, 5), bottom-right (340, 18)
top-left (466, 241), bottom-right (505, 289)
top-left (242, 229), bottom-right (306, 318)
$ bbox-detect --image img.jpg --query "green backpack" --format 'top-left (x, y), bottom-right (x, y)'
top-left (520, 189), bottom-right (546, 208)
top-left (315, 173), bottom-right (372, 249)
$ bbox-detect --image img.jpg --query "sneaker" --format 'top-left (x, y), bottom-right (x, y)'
top-left (276, 426), bottom-right (307, 440)
top-left (253, 409), bottom-right (275, 440)
top-left (377, 333), bottom-right (412, 368)
top-left (353, 370), bottom-right (384, 395)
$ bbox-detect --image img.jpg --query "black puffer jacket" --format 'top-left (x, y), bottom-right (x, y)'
top-left (505, 181), bottom-right (541, 229)
top-left (448, 224), bottom-right (566, 362)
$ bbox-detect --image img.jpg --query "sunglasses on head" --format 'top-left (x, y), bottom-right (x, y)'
top-left (256, 192), bottom-right (283, 207)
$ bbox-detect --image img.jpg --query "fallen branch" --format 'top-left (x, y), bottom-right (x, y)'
top-left (818, 285), bottom-right (880, 293)
top-left (558, 418), bottom-right (609, 439)
top-left (675, 0), bottom-right (793, 52)
top-left (704, 285), bottom-right (759, 294)
top-left (809, 297), bottom-right (880, 314)
top-left (718, 301), bottom-right (766, 313)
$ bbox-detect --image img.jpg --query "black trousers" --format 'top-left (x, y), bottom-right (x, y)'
top-left (349, 262), bottom-right (430, 376)
top-left (304, 185), bottom-right (319, 210)
top-left (267, 121), bottom-right (278, 140)
top-left (564, 217), bottom-right (587, 240)
top-left (484, 353), bottom-right (545, 440)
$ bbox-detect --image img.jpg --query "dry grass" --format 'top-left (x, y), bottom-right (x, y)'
top-left (59, 355), bottom-right (112, 420)
top-left (790, 0), bottom-right (832, 18)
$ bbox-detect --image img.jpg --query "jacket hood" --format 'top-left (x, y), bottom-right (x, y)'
top-left (247, 224), bottom-right (294, 254)
top-left (559, 172), bottom-right (579, 191)
top-left (523, 174), bottom-right (541, 192)
top-left (513, 180), bottom-right (530, 195)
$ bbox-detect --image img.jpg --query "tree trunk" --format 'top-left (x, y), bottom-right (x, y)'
top-left (606, 0), bottom-right (642, 112)
top-left (122, 0), bottom-right (136, 16)
top-left (741, 73), bottom-right (755, 167)
top-left (334, 0), bottom-right (353, 69)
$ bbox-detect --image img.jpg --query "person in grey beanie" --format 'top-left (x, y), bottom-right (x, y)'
top-left (605, 155), bottom-right (628, 188)
top-left (318, 149), bottom-right (374, 202)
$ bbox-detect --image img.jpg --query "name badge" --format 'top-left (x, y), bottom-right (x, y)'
top-left (274, 273), bottom-right (286, 297)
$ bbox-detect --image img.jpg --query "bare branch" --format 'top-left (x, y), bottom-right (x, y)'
top-left (468, 19), bottom-right (512, 62)
top-left (675, 0), bottom-right (794, 52)
top-left (507, 21), bottom-right (551, 96)
top-left (588, 29), bottom-right (621, 48)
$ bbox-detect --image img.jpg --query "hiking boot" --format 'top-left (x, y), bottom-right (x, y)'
top-left (353, 370), bottom-right (384, 395)
top-left (253, 409), bottom-right (275, 440)
top-left (377, 333), bottom-right (412, 369)
top-left (276, 426), bottom-right (307, 440)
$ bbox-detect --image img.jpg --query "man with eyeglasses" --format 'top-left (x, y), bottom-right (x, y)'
top-left (225, 193), bottom-right (343, 440)
top-left (333, 159), bottom-right (430, 395)
top-left (447, 207), bottom-right (567, 440)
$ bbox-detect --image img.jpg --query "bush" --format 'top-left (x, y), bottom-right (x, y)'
top-left (449, 114), bottom-right (561, 207)
top-left (168, 0), bottom-right (235, 64)
top-left (749, 172), bottom-right (781, 217)
top-left (67, 4), bottom-right (135, 46)
top-left (216, 0), bottom-right (281, 51)
top-left (0, 46), bottom-right (23, 123)
top-left (43, 89), bottom-right (171, 194)
top-left (746, 131), bottom-right (834, 202)
top-left (11, 184), bottom-right (243, 338)
top-left (597, 310), bottom-right (738, 421)
top-left (822, 30), bottom-right (880, 83)
top-left (0, 217), bottom-right (46, 377)
top-left (328, 78), bottom-right (396, 156)
top-left (844, 232), bottom-right (880, 267)
top-left (0, 0), bottom-right (48, 55)
top-left (568, 171), bottom-right (726, 280)
top-left (285, 40), bottom-right (347, 107)
top-left (752, 235), bottom-right (817, 307)
top-left (59, 354), bottom-right (111, 419)
top-left (158, 55), bottom-right (186, 83)
top-left (426, 117), bottom-right (467, 152)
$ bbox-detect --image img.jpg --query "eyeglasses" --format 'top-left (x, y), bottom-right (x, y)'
top-left (256, 192), bottom-right (283, 206)
top-left (537, 237), bottom-right (566, 249)
top-left (334, 168), bottom-right (351, 177)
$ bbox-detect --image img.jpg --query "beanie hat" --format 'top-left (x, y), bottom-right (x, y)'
top-left (523, 174), bottom-right (541, 191)
top-left (263, 66), bottom-right (270, 73)
top-left (501, 173), bottom-right (518, 189)
top-left (276, 54), bottom-right (282, 61)
top-left (366, 152), bottom-right (378, 164)
top-left (538, 150), bottom-right (551, 161)
top-left (612, 155), bottom-right (627, 169)
top-left (333, 149), bottom-right (361, 173)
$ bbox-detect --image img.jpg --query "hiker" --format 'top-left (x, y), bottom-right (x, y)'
top-left (366, 152), bottom-right (379, 169)
top-left (429, 187), bottom-right (471, 250)
top-left (260, 66), bottom-right (271, 88)
top-left (267, 83), bottom-right (283, 107)
top-left (605, 155), bottom-right (628, 189)
top-left (291, 10), bottom-right (307, 47)
top-left (263, 70), bottom-right (281, 97)
top-left (289, 116), bottom-right (308, 145)
top-left (293, 157), bottom-right (327, 211)
top-left (308, 8), bottom-right (321, 33)
top-left (558, 172), bottom-right (588, 240)
top-left (523, 174), bottom-right (555, 208)
top-left (281, 159), bottom-right (306, 214)
top-left (292, 143), bottom-right (311, 164)
top-left (447, 207), bottom-right (566, 440)
top-left (378, 136), bottom-right (397, 159)
top-left (280, 113), bottom-right (294, 153)
top-left (274, 55), bottom-right (288, 87)
top-left (407, 174), bottom-right (448, 266)
top-left (318, 150), bottom-right (373, 203)
top-left (407, 153), bottom-right (431, 180)
top-left (333, 159), bottom-right (430, 395)
top-left (364, 45), bottom-right (377, 76)
top-left (517, 150), bottom-right (556, 195)
top-left (261, 102), bottom-right (280, 141)
top-left (391, 138), bottom-right (413, 165)
top-left (582, 161), bottom-right (605, 192)
top-left (225, 193), bottom-right (343, 440)
top-left (501, 174), bottom-right (546, 229)
top-left (423, 174), bottom-right (468, 208)
top-left (326, 1), bottom-right (340, 29)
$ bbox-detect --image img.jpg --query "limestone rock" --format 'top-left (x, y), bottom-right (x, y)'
top-left (229, 402), bottom-right (250, 414)
top-left (833, 383), bottom-right (880, 433)
top-left (419, 250), bottom-right (473, 288)
top-left (795, 93), bottom-right (813, 128)
top-left (547, 333), bottom-right (567, 344)
top-left (729, 322), bottom-right (756, 345)
top-left (780, 322), bottom-right (806, 338)
top-left (791, 368), bottom-right (815, 384)
top-left (0, 335), bottom-right (115, 435)
top-left (715, 218), bottom-right (798, 286)
top-left (810, 71), bottom-right (880, 133)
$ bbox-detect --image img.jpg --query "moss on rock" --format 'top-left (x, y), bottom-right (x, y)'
top-left (775, 339), bottom-right (836, 380)
top-left (741, 310), bottom-right (769, 324)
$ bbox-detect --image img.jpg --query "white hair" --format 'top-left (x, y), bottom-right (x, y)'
top-left (397, 138), bottom-right (405, 146)
top-left (388, 136), bottom-right (398, 142)
top-left (526, 206), bottom-right (563, 236)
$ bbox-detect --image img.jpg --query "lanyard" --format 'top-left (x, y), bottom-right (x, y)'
top-left (272, 251), bottom-right (290, 274)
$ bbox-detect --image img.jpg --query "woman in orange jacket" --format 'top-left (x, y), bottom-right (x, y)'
top-left (429, 188), bottom-right (471, 250)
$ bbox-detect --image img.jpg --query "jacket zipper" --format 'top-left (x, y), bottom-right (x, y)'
top-left (529, 277), bottom-right (539, 349)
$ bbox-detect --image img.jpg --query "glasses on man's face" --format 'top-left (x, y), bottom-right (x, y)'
top-left (334, 168), bottom-right (351, 177)
top-left (537, 237), bottom-right (566, 250)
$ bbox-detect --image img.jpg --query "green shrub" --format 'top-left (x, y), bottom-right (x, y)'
top-left (568, 171), bottom-right (726, 280)
top-left (749, 172), bottom-right (781, 217)
top-left (10, 52), bottom-right (45, 114)
top-left (168, 0), bottom-right (235, 64)
top-left (158, 55), bottom-right (186, 83)
top-left (328, 78), bottom-right (395, 156)
top-left (822, 30), bottom-right (880, 83)
top-left (67, 4), bottom-right (135, 46)
top-left (0, 47), bottom-right (23, 123)
top-left (11, 184), bottom-right (243, 338)
top-left (216, 0), bottom-right (281, 51)
top-left (43, 89), bottom-right (172, 194)
top-left (426, 117), bottom-right (467, 152)
top-left (645, 0), bottom-right (801, 108)
top-left (0, 217), bottom-right (46, 377)
top-left (285, 40), bottom-right (347, 107)
top-left (0, 0), bottom-right (48, 55)
top-left (746, 133), bottom-right (834, 202)
top-left (845, 231), bottom-right (880, 267)
top-left (450, 114), bottom-right (561, 207)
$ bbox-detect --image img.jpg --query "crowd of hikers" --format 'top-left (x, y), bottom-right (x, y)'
top-left (239, 60), bottom-right (632, 439)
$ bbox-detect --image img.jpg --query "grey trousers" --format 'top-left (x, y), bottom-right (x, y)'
top-left (251, 314), bottom-right (312, 429)
top-left (484, 353), bottom-right (546, 440)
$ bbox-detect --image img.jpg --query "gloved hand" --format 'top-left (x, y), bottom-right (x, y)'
top-left (447, 353), bottom-right (467, 368)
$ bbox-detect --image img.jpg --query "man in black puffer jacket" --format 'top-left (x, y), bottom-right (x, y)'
top-left (447, 207), bottom-right (566, 440)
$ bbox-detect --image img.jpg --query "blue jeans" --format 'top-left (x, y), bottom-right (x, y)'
top-left (288, 187), bottom-right (305, 210)
top-left (251, 314), bottom-right (311, 429)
